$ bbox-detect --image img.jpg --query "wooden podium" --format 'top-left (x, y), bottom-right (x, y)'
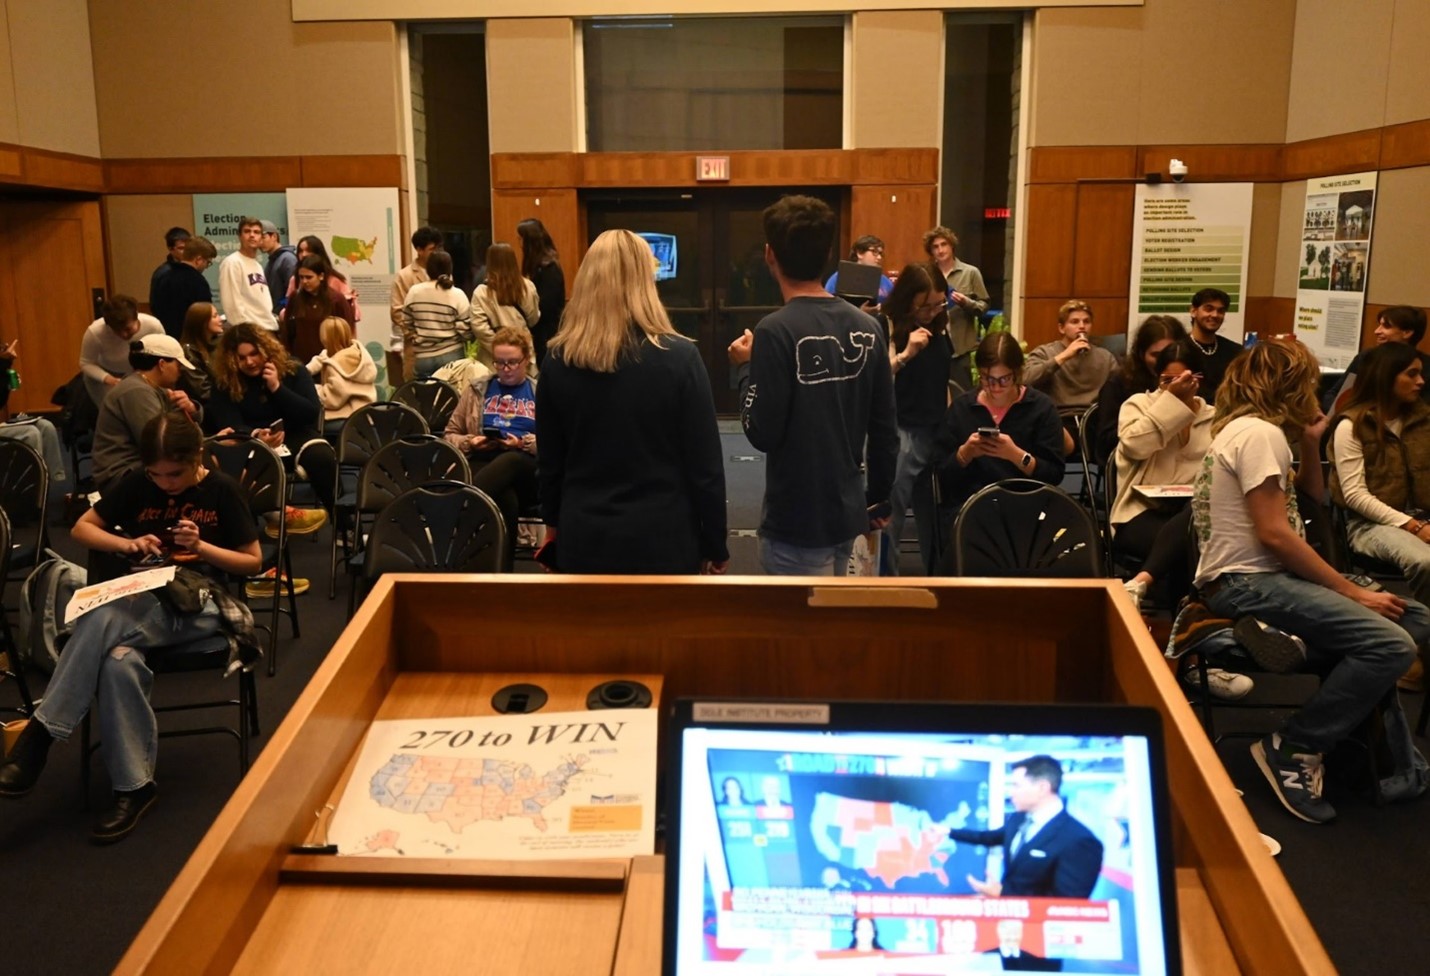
top-left (115, 576), bottom-right (1335, 975)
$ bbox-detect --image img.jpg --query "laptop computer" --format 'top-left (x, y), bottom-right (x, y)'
top-left (832, 260), bottom-right (882, 303)
top-left (664, 699), bottom-right (1180, 975)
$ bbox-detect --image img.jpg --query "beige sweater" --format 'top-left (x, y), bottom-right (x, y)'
top-left (1111, 389), bottom-right (1214, 527)
top-left (470, 280), bottom-right (540, 367)
top-left (306, 341), bottom-right (378, 420)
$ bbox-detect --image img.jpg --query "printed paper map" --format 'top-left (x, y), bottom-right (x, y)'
top-left (328, 709), bottom-right (656, 860)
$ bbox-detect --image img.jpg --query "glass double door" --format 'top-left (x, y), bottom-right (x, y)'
top-left (585, 187), bottom-right (842, 413)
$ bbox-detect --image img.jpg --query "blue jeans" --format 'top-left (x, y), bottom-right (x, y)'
top-left (759, 536), bottom-right (855, 576)
top-left (413, 348), bottom-right (465, 379)
top-left (1205, 571), bottom-right (1429, 754)
top-left (34, 593), bottom-right (224, 791)
top-left (884, 425), bottom-right (938, 575)
top-left (0, 416), bottom-right (65, 483)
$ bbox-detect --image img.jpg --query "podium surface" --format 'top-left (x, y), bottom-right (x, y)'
top-left (116, 576), bottom-right (1334, 975)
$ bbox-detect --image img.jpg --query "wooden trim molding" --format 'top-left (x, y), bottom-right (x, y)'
top-left (1379, 119), bottom-right (1430, 172)
top-left (0, 142), bottom-right (105, 192)
top-left (1135, 145), bottom-right (1284, 183)
top-left (492, 148), bottom-right (940, 190)
top-left (1028, 146), bottom-right (1137, 183)
top-left (1280, 128), bottom-right (1383, 183)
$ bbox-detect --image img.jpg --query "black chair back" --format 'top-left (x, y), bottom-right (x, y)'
top-left (337, 402), bottom-right (429, 468)
top-left (202, 435), bottom-right (286, 519)
top-left (364, 481), bottom-right (506, 579)
top-left (0, 439), bottom-right (47, 570)
top-left (356, 436), bottom-right (471, 514)
top-left (0, 505), bottom-right (34, 714)
top-left (391, 378), bottom-right (461, 434)
top-left (952, 478), bottom-right (1104, 577)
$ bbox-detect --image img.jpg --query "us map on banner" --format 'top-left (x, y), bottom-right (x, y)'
top-left (327, 709), bottom-right (657, 861)
top-left (1294, 171), bottom-right (1376, 370)
top-left (1127, 183), bottom-right (1253, 343)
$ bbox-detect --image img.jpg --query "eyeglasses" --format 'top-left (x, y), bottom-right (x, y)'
top-left (981, 372), bottom-right (1015, 388)
top-left (1158, 372), bottom-right (1203, 385)
top-left (916, 300), bottom-right (947, 314)
top-left (493, 358), bottom-right (524, 368)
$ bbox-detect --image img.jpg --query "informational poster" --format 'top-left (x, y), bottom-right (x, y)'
top-left (285, 187), bottom-right (400, 353)
top-left (192, 193), bottom-right (289, 317)
top-left (1294, 171), bottom-right (1377, 371)
top-left (1127, 182), bottom-right (1253, 343)
top-left (328, 709), bottom-right (657, 861)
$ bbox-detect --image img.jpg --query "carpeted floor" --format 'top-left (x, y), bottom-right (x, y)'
top-left (0, 431), bottom-right (1426, 972)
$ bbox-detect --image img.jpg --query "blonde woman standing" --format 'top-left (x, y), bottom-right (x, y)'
top-left (536, 229), bottom-right (727, 574)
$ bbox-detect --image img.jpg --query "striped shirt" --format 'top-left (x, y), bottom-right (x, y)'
top-left (401, 281), bottom-right (474, 359)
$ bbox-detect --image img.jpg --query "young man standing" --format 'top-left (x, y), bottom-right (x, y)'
top-left (1186, 287), bottom-right (1239, 404)
top-left (728, 195), bottom-right (898, 575)
top-left (389, 226), bottom-right (444, 385)
top-left (218, 217), bottom-right (279, 333)
top-left (148, 226), bottom-right (190, 308)
top-left (80, 296), bottom-right (165, 408)
top-left (149, 236), bottom-right (216, 339)
top-left (823, 234), bottom-right (894, 305)
top-left (259, 221), bottom-right (298, 315)
top-left (923, 226), bottom-right (989, 391)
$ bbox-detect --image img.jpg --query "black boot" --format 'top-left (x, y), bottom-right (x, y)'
top-left (0, 720), bottom-right (53, 797)
top-left (91, 782), bottom-right (158, 844)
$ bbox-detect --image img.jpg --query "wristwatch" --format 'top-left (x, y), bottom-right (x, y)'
top-left (1019, 452), bottom-right (1033, 470)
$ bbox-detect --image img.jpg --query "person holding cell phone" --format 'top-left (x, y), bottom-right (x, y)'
top-left (444, 327), bottom-right (540, 564)
top-left (0, 413), bottom-right (261, 843)
top-left (930, 332), bottom-right (1066, 567)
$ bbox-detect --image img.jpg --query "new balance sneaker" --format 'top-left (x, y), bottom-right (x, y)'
top-left (1182, 666), bottom-right (1254, 701)
top-left (1233, 617), bottom-right (1308, 674)
top-left (1251, 733), bottom-right (1336, 824)
top-left (1122, 579), bottom-right (1148, 609)
top-left (265, 506), bottom-right (328, 539)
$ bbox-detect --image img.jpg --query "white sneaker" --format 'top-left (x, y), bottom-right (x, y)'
top-left (1123, 579), bottom-right (1148, 607)
top-left (1183, 667), bottom-right (1254, 701)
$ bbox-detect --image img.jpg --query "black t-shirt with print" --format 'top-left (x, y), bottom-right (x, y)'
top-left (93, 469), bottom-right (258, 581)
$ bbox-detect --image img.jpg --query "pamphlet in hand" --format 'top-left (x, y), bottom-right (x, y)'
top-left (64, 565), bottom-right (176, 625)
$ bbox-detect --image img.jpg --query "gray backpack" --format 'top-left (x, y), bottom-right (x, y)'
top-left (17, 550), bottom-right (87, 674)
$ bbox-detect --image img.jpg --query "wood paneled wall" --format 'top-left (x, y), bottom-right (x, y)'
top-left (0, 150), bottom-right (407, 195)
top-left (1023, 121), bottom-right (1430, 348)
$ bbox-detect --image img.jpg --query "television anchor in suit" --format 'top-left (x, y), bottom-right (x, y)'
top-left (945, 755), bottom-right (1104, 899)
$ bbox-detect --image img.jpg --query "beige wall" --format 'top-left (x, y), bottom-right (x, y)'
top-left (486, 19), bottom-right (578, 154)
top-left (88, 0), bottom-right (402, 158)
top-left (1366, 167), bottom-right (1430, 308)
top-left (103, 194), bottom-right (193, 302)
top-left (2, 0), bottom-right (101, 155)
top-left (1030, 0), bottom-right (1295, 147)
top-left (850, 11), bottom-right (942, 149)
top-left (1285, 0), bottom-right (1395, 143)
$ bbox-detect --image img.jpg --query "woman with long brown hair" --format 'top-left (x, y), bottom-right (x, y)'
top-left (517, 217), bottom-right (564, 365)
top-left (1093, 314), bottom-right (1185, 465)
top-left (283, 254), bottom-right (356, 362)
top-left (879, 263), bottom-right (951, 574)
top-left (536, 229), bottom-right (727, 574)
top-left (471, 242), bottom-right (539, 369)
top-left (1193, 339), bottom-right (1430, 823)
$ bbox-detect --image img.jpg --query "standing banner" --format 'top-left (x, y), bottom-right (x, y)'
top-left (286, 188), bottom-right (401, 381)
top-left (1294, 171), bottom-right (1376, 370)
top-left (1127, 183), bottom-right (1253, 343)
top-left (192, 193), bottom-right (289, 318)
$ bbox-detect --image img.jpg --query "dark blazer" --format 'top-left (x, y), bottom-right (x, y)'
top-left (985, 948), bottom-right (1062, 971)
top-left (150, 262), bottom-right (213, 340)
top-left (948, 809), bottom-right (1104, 898)
top-left (536, 333), bottom-right (728, 573)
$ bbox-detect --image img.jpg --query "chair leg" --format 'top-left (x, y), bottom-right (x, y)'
top-left (80, 713), bottom-right (92, 810)
top-left (245, 670), bottom-right (261, 741)
top-left (0, 613), bottom-right (35, 714)
top-left (1416, 694), bottom-right (1429, 738)
top-left (283, 547), bottom-right (301, 638)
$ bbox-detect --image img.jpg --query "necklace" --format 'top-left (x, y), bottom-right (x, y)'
top-left (1192, 335), bottom-right (1218, 356)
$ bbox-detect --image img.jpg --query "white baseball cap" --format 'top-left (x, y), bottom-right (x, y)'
top-left (134, 334), bottom-right (195, 370)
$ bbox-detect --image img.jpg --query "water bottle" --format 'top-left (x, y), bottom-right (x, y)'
top-left (1243, 332), bottom-right (1259, 349)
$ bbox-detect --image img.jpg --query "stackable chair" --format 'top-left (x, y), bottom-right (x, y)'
top-left (951, 478), bottom-right (1104, 578)
top-left (0, 507), bottom-right (35, 716)
top-left (0, 439), bottom-right (48, 580)
top-left (391, 378), bottom-right (461, 434)
top-left (202, 434), bottom-right (296, 676)
top-left (329, 402), bottom-right (428, 598)
top-left (360, 481), bottom-right (506, 599)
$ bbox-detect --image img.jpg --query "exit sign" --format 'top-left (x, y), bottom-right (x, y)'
top-left (696, 156), bottom-right (731, 181)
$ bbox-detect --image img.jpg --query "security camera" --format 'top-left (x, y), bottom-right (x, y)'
top-left (1169, 158), bottom-right (1188, 183)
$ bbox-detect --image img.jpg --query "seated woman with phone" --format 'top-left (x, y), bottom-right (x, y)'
top-left (207, 322), bottom-right (332, 538)
top-left (931, 331), bottom-right (1066, 566)
top-left (443, 327), bottom-right (539, 560)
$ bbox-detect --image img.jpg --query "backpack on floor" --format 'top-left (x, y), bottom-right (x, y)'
top-left (17, 549), bottom-right (87, 675)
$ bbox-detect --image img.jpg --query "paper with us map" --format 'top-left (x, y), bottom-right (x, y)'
top-left (328, 709), bottom-right (657, 860)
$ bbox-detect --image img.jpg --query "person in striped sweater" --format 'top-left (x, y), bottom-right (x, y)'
top-left (399, 249), bottom-right (474, 378)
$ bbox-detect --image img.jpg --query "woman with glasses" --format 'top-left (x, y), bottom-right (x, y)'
top-left (444, 327), bottom-right (540, 560)
top-left (879, 263), bottom-right (952, 574)
top-left (536, 229), bottom-right (727, 575)
top-left (0, 412), bottom-right (261, 843)
top-left (931, 332), bottom-right (1066, 552)
top-left (1111, 339), bottom-right (1212, 608)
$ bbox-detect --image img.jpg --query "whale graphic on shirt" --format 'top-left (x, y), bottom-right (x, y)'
top-left (795, 331), bottom-right (877, 385)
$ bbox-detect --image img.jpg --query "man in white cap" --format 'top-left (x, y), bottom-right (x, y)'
top-left (92, 335), bottom-right (202, 492)
top-left (258, 220), bottom-right (297, 316)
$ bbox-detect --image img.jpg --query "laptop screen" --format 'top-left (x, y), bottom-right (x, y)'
top-left (664, 701), bottom-right (1179, 976)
